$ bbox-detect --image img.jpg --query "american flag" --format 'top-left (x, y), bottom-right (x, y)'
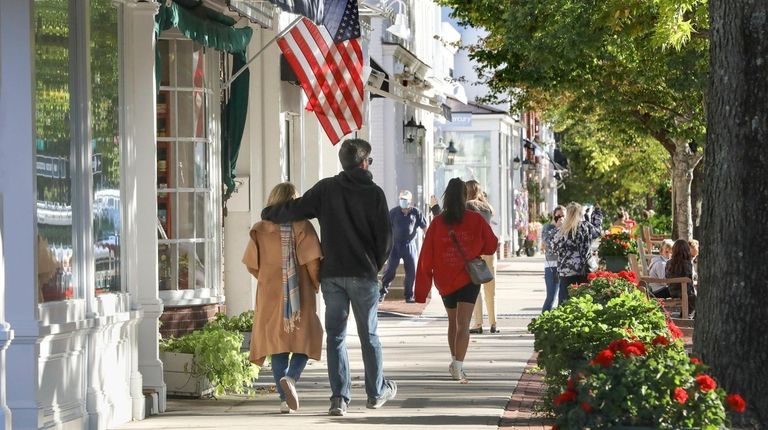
top-left (278, 16), bottom-right (364, 145)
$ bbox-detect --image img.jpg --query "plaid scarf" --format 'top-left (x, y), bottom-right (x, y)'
top-left (280, 223), bottom-right (301, 332)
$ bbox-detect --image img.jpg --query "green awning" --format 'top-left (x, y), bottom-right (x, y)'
top-left (155, 1), bottom-right (253, 197)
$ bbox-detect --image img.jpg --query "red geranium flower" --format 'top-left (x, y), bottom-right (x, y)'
top-left (590, 349), bottom-right (615, 367)
top-left (726, 393), bottom-right (747, 413)
top-left (672, 387), bottom-right (688, 404)
top-left (553, 389), bottom-right (577, 406)
top-left (695, 374), bottom-right (717, 392)
top-left (690, 357), bottom-right (701, 365)
top-left (622, 341), bottom-right (646, 357)
top-left (667, 320), bottom-right (684, 339)
top-left (608, 339), bottom-right (629, 353)
top-left (567, 377), bottom-right (576, 390)
top-left (580, 401), bottom-right (593, 413)
top-left (652, 335), bottom-right (670, 346)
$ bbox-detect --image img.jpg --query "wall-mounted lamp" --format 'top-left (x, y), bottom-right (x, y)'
top-left (403, 117), bottom-right (422, 155)
top-left (383, 0), bottom-right (411, 41)
top-left (434, 138), bottom-right (447, 165)
top-left (512, 156), bottom-right (522, 171)
top-left (446, 140), bottom-right (457, 165)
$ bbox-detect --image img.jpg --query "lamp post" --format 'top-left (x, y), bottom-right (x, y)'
top-left (403, 117), bottom-right (419, 155)
top-left (446, 140), bottom-right (457, 165)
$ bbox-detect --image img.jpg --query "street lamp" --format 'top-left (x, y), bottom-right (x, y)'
top-left (403, 117), bottom-right (419, 155)
top-left (512, 156), bottom-right (522, 171)
top-left (434, 138), bottom-right (447, 165)
top-left (446, 140), bottom-right (458, 165)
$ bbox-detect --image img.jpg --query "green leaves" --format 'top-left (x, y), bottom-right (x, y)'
top-left (160, 325), bottom-right (258, 396)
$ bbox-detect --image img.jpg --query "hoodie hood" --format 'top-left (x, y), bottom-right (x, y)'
top-left (336, 168), bottom-right (376, 191)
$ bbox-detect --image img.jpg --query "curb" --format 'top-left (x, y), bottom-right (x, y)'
top-left (498, 353), bottom-right (554, 430)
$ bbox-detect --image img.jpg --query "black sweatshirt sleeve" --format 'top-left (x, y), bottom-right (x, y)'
top-left (261, 182), bottom-right (322, 223)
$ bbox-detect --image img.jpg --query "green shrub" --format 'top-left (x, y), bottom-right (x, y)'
top-left (208, 311), bottom-right (254, 332)
top-left (569, 272), bottom-right (640, 305)
top-left (160, 325), bottom-right (259, 396)
top-left (553, 337), bottom-right (742, 429)
top-left (528, 289), bottom-right (668, 405)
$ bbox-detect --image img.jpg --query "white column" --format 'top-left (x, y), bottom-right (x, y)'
top-left (0, 1), bottom-right (41, 428)
top-left (120, 0), bottom-right (165, 413)
top-left (0, 196), bottom-right (14, 430)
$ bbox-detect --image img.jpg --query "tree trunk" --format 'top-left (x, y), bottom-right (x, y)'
top-left (695, 1), bottom-right (768, 427)
top-left (670, 142), bottom-right (700, 241)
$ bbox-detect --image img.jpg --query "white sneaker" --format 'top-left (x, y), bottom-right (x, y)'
top-left (280, 376), bottom-right (299, 411)
top-left (280, 401), bottom-right (291, 414)
top-left (449, 361), bottom-right (461, 380)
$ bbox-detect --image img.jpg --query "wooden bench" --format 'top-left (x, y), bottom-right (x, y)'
top-left (641, 226), bottom-right (668, 254)
top-left (639, 276), bottom-right (693, 319)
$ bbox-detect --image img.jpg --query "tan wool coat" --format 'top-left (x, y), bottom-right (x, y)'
top-left (242, 220), bottom-right (323, 366)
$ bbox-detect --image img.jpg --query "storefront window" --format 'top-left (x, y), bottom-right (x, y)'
top-left (91, 0), bottom-right (121, 295)
top-left (35, 0), bottom-right (123, 302)
top-left (35, 0), bottom-right (74, 303)
top-left (157, 38), bottom-right (219, 295)
top-left (435, 131), bottom-right (492, 197)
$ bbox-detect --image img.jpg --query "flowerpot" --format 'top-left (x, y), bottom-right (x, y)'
top-left (603, 255), bottom-right (629, 272)
top-left (160, 351), bottom-right (214, 398)
top-left (241, 331), bottom-right (251, 351)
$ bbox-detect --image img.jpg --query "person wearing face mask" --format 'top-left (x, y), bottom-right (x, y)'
top-left (379, 190), bottom-right (427, 303)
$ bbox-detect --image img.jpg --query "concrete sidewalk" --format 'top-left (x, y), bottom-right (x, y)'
top-left (113, 257), bottom-right (548, 430)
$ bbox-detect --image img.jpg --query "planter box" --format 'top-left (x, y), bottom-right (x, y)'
top-left (160, 351), bottom-right (214, 398)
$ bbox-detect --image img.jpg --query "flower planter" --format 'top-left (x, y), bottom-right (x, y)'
top-left (603, 255), bottom-right (629, 272)
top-left (160, 351), bottom-right (214, 398)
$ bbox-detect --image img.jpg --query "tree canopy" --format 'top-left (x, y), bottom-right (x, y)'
top-left (441, 0), bottom-right (709, 238)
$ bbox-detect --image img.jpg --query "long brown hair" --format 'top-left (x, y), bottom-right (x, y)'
top-left (666, 239), bottom-right (692, 275)
top-left (442, 178), bottom-right (467, 225)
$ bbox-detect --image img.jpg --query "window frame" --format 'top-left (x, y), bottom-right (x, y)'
top-left (156, 32), bottom-right (223, 307)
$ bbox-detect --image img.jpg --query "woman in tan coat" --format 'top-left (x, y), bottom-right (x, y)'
top-left (242, 183), bottom-right (323, 413)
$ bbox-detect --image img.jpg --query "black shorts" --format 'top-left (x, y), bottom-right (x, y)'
top-left (441, 283), bottom-right (481, 309)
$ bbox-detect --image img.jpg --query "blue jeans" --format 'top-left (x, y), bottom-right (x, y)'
top-left (321, 277), bottom-right (386, 403)
top-left (542, 266), bottom-right (560, 311)
top-left (270, 352), bottom-right (308, 401)
top-left (380, 241), bottom-right (417, 299)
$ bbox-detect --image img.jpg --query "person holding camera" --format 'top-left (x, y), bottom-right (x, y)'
top-left (541, 205), bottom-right (565, 311)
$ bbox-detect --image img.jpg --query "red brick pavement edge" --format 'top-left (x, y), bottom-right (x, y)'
top-left (498, 352), bottom-right (554, 430)
top-left (377, 294), bottom-right (431, 317)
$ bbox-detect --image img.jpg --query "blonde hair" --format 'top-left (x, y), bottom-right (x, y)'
top-left (557, 202), bottom-right (584, 240)
top-left (660, 239), bottom-right (675, 252)
top-left (266, 182), bottom-right (298, 207)
top-left (465, 180), bottom-right (483, 200)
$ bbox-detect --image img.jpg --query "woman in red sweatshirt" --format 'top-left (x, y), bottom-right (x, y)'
top-left (415, 178), bottom-right (498, 383)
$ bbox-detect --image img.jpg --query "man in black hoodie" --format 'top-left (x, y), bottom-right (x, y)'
top-left (261, 138), bottom-right (396, 417)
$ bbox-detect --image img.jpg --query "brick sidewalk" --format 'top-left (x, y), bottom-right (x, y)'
top-left (377, 294), bottom-right (430, 316)
top-left (499, 353), bottom-right (554, 430)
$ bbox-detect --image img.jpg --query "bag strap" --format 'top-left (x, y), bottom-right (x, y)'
top-left (449, 230), bottom-right (470, 263)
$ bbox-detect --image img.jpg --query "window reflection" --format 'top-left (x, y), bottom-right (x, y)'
top-left (35, 0), bottom-right (74, 302)
top-left (91, 0), bottom-right (121, 295)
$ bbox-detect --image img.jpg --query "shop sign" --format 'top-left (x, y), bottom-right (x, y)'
top-left (450, 112), bottom-right (472, 127)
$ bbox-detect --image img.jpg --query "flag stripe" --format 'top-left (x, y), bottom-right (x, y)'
top-left (277, 17), bottom-right (363, 145)
top-left (303, 22), bottom-right (363, 127)
top-left (292, 23), bottom-right (353, 134)
top-left (277, 36), bottom-right (342, 143)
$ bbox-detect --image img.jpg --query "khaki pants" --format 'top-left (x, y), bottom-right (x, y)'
top-left (472, 254), bottom-right (497, 328)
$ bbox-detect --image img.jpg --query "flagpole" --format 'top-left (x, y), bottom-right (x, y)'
top-left (222, 15), bottom-right (303, 90)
